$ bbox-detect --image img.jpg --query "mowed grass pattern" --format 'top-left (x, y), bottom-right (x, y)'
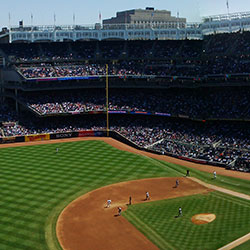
top-left (0, 140), bottom-right (175, 250)
top-left (234, 238), bottom-right (250, 250)
top-left (124, 192), bottom-right (250, 250)
top-left (160, 161), bottom-right (250, 195)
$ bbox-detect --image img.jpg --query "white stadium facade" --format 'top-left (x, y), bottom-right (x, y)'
top-left (3, 11), bottom-right (250, 42)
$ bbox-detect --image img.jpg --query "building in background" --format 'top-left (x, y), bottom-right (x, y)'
top-left (4, 8), bottom-right (250, 42)
top-left (0, 28), bottom-right (9, 43)
top-left (103, 7), bottom-right (186, 29)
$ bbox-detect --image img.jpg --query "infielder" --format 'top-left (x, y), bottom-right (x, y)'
top-left (146, 191), bottom-right (150, 200)
top-left (176, 179), bottom-right (179, 187)
top-left (129, 196), bottom-right (132, 205)
top-left (107, 199), bottom-right (111, 208)
top-left (118, 207), bottom-right (122, 216)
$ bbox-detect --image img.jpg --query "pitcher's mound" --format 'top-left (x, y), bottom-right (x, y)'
top-left (191, 213), bottom-right (216, 225)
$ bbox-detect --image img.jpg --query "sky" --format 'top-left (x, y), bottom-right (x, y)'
top-left (1, 0), bottom-right (250, 28)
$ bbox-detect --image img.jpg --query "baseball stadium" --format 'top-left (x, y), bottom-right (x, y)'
top-left (0, 5), bottom-right (250, 250)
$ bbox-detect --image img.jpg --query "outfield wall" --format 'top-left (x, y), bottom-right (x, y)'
top-left (0, 130), bottom-right (227, 169)
top-left (25, 134), bottom-right (50, 142)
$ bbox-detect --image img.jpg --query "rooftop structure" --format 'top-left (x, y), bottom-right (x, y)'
top-left (3, 10), bottom-right (250, 43)
top-left (103, 7), bottom-right (186, 29)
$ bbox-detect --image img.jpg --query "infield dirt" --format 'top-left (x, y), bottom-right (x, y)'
top-left (57, 177), bottom-right (211, 250)
top-left (191, 213), bottom-right (216, 225)
top-left (1, 137), bottom-right (249, 249)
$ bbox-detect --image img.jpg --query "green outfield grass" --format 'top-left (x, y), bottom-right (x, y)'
top-left (124, 191), bottom-right (250, 250)
top-left (156, 160), bottom-right (250, 195)
top-left (234, 239), bottom-right (250, 249)
top-left (0, 140), bottom-right (249, 250)
top-left (0, 140), bottom-right (175, 250)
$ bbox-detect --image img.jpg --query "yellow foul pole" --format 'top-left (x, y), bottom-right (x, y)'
top-left (106, 64), bottom-right (109, 137)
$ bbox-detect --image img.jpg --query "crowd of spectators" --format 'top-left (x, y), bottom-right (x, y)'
top-left (0, 104), bottom-right (18, 138)
top-left (3, 123), bottom-right (30, 137)
top-left (18, 62), bottom-right (141, 79)
top-left (0, 114), bottom-right (106, 137)
top-left (144, 55), bottom-right (250, 76)
top-left (0, 42), bottom-right (76, 62)
top-left (1, 32), bottom-right (250, 172)
top-left (0, 104), bottom-right (18, 122)
top-left (0, 109), bottom-right (249, 172)
top-left (19, 87), bottom-right (250, 119)
top-left (112, 118), bottom-right (250, 172)
top-left (1, 32), bottom-right (249, 61)
top-left (151, 139), bottom-right (247, 167)
top-left (17, 55), bottom-right (250, 79)
top-left (234, 157), bottom-right (250, 172)
top-left (204, 32), bottom-right (250, 55)
top-left (1, 32), bottom-right (250, 79)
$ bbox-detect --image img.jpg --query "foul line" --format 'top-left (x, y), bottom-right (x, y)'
top-left (189, 177), bottom-right (250, 201)
top-left (218, 233), bottom-right (250, 250)
top-left (190, 177), bottom-right (250, 249)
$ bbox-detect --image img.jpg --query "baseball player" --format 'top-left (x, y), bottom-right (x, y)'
top-left (56, 147), bottom-right (59, 153)
top-left (129, 196), bottom-right (132, 205)
top-left (118, 207), bottom-right (122, 216)
top-left (213, 171), bottom-right (217, 179)
top-left (176, 179), bottom-right (179, 187)
top-left (178, 207), bottom-right (182, 217)
top-left (146, 191), bottom-right (150, 200)
top-left (107, 199), bottom-right (111, 208)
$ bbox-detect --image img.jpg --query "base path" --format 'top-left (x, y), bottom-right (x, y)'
top-left (57, 177), bottom-right (211, 250)
top-left (190, 177), bottom-right (250, 201)
top-left (190, 177), bottom-right (250, 249)
top-left (1, 137), bottom-right (249, 249)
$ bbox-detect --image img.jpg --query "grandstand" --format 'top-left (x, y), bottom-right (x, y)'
top-left (0, 25), bottom-right (249, 172)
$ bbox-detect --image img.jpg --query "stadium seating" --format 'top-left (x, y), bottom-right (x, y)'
top-left (17, 88), bottom-right (250, 119)
top-left (0, 32), bottom-right (249, 172)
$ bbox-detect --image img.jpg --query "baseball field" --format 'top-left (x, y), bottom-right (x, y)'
top-left (0, 137), bottom-right (249, 250)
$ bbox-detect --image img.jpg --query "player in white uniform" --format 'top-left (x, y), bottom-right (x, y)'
top-left (56, 148), bottom-right (59, 153)
top-left (213, 171), bottom-right (217, 179)
top-left (178, 207), bottom-right (182, 217)
top-left (146, 191), bottom-right (150, 200)
top-left (118, 207), bottom-right (122, 216)
top-left (107, 199), bottom-right (111, 208)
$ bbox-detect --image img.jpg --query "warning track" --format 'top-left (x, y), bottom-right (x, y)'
top-left (1, 137), bottom-right (249, 249)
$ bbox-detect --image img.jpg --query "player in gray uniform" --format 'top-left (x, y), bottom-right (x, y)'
top-left (176, 179), bottom-right (179, 187)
